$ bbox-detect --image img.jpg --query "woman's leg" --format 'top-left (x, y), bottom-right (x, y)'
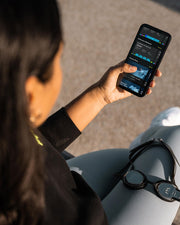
top-left (67, 148), bottom-right (130, 200)
top-left (102, 125), bottom-right (180, 225)
top-left (67, 126), bottom-right (180, 225)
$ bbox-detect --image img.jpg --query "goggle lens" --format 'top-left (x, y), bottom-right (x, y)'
top-left (155, 181), bottom-right (180, 202)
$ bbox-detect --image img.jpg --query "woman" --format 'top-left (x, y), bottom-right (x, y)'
top-left (0, 0), bottom-right (179, 225)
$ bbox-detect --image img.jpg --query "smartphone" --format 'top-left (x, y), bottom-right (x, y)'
top-left (118, 24), bottom-right (171, 97)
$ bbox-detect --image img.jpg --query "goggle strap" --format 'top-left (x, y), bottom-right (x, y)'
top-left (129, 139), bottom-right (154, 159)
top-left (159, 138), bottom-right (180, 167)
top-left (159, 139), bottom-right (180, 185)
top-left (129, 138), bottom-right (179, 184)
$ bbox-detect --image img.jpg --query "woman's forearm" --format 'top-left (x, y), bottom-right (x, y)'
top-left (65, 84), bottom-right (107, 132)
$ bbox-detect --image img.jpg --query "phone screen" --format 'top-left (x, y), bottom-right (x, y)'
top-left (119, 24), bottom-right (171, 97)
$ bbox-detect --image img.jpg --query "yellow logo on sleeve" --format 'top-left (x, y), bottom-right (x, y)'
top-left (31, 130), bottom-right (44, 146)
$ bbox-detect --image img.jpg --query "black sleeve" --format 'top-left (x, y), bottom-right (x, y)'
top-left (38, 107), bottom-right (81, 153)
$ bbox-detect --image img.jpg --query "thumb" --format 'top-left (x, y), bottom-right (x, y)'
top-left (110, 62), bottom-right (137, 79)
top-left (102, 61), bottom-right (137, 83)
top-left (121, 63), bottom-right (137, 73)
top-left (120, 63), bottom-right (137, 73)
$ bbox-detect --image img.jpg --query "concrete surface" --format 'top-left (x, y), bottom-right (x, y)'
top-left (53, 0), bottom-right (180, 224)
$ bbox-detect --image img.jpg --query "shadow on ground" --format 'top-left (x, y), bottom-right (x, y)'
top-left (150, 0), bottom-right (180, 13)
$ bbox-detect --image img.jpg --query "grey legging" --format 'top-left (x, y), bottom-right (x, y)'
top-left (67, 125), bottom-right (180, 225)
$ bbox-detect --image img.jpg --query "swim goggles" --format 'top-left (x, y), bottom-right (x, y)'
top-left (115, 138), bottom-right (180, 202)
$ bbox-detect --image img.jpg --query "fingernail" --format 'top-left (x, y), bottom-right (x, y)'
top-left (130, 65), bottom-right (137, 71)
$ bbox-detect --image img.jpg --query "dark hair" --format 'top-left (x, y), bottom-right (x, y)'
top-left (0, 0), bottom-right (63, 224)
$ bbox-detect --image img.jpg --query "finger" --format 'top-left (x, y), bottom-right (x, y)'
top-left (149, 80), bottom-right (156, 88)
top-left (147, 88), bottom-right (152, 95)
top-left (155, 69), bottom-right (162, 77)
top-left (121, 63), bottom-right (137, 73)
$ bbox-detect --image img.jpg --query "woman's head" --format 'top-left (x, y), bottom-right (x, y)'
top-left (25, 43), bottom-right (63, 127)
top-left (0, 0), bottom-right (63, 128)
top-left (0, 0), bottom-right (63, 224)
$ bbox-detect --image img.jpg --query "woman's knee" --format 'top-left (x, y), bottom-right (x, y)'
top-left (141, 125), bottom-right (180, 158)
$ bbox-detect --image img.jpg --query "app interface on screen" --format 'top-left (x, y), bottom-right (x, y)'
top-left (119, 26), bottom-right (169, 95)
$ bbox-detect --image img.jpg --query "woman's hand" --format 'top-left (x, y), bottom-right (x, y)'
top-left (65, 60), bottom-right (162, 131)
top-left (95, 60), bottom-right (162, 105)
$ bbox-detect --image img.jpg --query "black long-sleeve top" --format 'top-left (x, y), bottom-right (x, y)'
top-left (37, 107), bottom-right (108, 225)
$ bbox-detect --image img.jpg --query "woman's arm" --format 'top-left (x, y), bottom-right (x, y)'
top-left (65, 61), bottom-right (161, 132)
top-left (65, 84), bottom-right (107, 132)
